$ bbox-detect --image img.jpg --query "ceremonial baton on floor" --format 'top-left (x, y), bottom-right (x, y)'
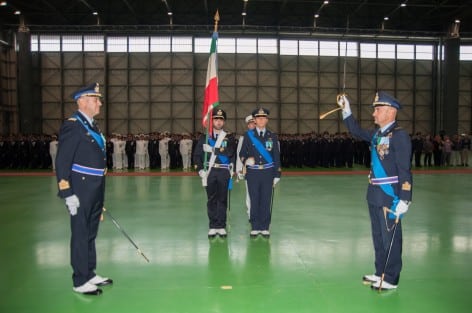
top-left (379, 207), bottom-right (400, 292)
top-left (103, 208), bottom-right (150, 263)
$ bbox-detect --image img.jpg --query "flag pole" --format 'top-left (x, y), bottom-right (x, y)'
top-left (203, 11), bottom-right (220, 171)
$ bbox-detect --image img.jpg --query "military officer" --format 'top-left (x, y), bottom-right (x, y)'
top-left (49, 134), bottom-right (58, 171)
top-left (159, 132), bottom-right (171, 171)
top-left (179, 133), bottom-right (194, 171)
top-left (135, 134), bottom-right (148, 170)
top-left (193, 108), bottom-right (236, 238)
top-left (55, 83), bottom-right (112, 295)
top-left (338, 91), bottom-right (412, 291)
top-left (236, 114), bottom-right (256, 218)
top-left (239, 108), bottom-right (281, 237)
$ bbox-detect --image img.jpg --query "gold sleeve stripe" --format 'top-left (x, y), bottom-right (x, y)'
top-left (58, 179), bottom-right (70, 190)
top-left (402, 182), bottom-right (412, 191)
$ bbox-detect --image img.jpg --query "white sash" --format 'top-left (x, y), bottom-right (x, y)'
top-left (202, 130), bottom-right (227, 187)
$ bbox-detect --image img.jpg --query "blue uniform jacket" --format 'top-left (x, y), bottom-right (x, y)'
top-left (56, 111), bottom-right (107, 199)
top-left (239, 128), bottom-right (282, 178)
top-left (193, 133), bottom-right (236, 172)
top-left (344, 115), bottom-right (412, 206)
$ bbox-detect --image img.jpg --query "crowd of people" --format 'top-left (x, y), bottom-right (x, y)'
top-left (0, 131), bottom-right (470, 171)
top-left (411, 132), bottom-right (471, 167)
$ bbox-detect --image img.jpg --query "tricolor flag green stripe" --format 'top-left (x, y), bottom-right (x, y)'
top-left (202, 32), bottom-right (219, 132)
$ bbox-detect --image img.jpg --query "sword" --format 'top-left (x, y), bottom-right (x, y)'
top-left (103, 208), bottom-right (150, 263)
top-left (319, 16), bottom-right (350, 120)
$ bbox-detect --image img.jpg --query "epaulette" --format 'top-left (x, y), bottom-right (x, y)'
top-left (68, 117), bottom-right (77, 121)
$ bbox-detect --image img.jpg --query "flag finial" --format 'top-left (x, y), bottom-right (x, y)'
top-left (214, 10), bottom-right (220, 32)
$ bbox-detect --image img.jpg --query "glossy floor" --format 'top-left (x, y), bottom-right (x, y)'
top-left (0, 174), bottom-right (471, 313)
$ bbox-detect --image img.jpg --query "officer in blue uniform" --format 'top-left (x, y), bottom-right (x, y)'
top-left (338, 91), bottom-right (412, 291)
top-left (193, 108), bottom-right (236, 238)
top-left (239, 108), bottom-right (281, 237)
top-left (56, 83), bottom-right (112, 295)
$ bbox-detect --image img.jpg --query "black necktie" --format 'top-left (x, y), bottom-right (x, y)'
top-left (259, 131), bottom-right (263, 138)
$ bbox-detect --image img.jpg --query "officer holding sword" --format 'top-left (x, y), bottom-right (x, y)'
top-left (337, 91), bottom-right (412, 291)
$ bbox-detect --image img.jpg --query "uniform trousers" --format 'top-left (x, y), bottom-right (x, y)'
top-left (70, 174), bottom-right (104, 287)
top-left (205, 168), bottom-right (230, 229)
top-left (181, 152), bottom-right (192, 170)
top-left (368, 203), bottom-right (403, 285)
top-left (246, 168), bottom-right (273, 231)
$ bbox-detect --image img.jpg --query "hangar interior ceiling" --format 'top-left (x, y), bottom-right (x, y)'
top-left (0, 0), bottom-right (471, 37)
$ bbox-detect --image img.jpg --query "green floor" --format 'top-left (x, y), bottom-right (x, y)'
top-left (0, 173), bottom-right (471, 313)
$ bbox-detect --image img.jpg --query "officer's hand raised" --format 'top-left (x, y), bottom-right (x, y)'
top-left (337, 94), bottom-right (352, 119)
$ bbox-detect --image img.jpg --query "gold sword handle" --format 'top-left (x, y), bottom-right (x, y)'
top-left (319, 107), bottom-right (342, 120)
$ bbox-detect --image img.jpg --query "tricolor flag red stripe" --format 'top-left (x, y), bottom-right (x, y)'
top-left (202, 32), bottom-right (219, 134)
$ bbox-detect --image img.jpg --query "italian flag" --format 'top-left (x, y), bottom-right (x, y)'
top-left (202, 32), bottom-right (219, 134)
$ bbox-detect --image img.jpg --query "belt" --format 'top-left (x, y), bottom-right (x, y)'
top-left (72, 164), bottom-right (107, 176)
top-left (205, 163), bottom-right (230, 169)
top-left (247, 162), bottom-right (274, 170)
top-left (369, 175), bottom-right (398, 185)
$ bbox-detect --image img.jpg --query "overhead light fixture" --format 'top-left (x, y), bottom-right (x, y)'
top-left (314, 14), bottom-right (319, 18)
top-left (450, 20), bottom-right (460, 37)
top-left (384, 17), bottom-right (389, 21)
top-left (167, 12), bottom-right (172, 16)
top-left (400, 3), bottom-right (406, 7)
top-left (242, 12), bottom-right (247, 16)
top-left (323, 0), bottom-right (329, 4)
top-left (0, 1), bottom-right (7, 6)
top-left (14, 10), bottom-right (20, 15)
top-left (93, 11), bottom-right (98, 16)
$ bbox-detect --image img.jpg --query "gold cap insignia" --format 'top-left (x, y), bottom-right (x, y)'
top-left (374, 92), bottom-right (379, 102)
top-left (95, 83), bottom-right (100, 93)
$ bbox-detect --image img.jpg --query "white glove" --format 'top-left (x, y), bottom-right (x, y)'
top-left (337, 94), bottom-right (352, 119)
top-left (203, 144), bottom-right (213, 153)
top-left (273, 177), bottom-right (280, 186)
top-left (237, 172), bottom-right (245, 180)
top-left (394, 200), bottom-right (410, 217)
top-left (65, 195), bottom-right (80, 216)
top-left (198, 170), bottom-right (207, 178)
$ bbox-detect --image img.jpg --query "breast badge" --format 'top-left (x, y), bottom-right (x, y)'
top-left (266, 138), bottom-right (273, 151)
top-left (376, 135), bottom-right (391, 160)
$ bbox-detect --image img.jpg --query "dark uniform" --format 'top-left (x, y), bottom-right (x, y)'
top-left (193, 108), bottom-right (236, 237)
top-left (342, 91), bottom-right (412, 289)
top-left (56, 83), bottom-right (111, 295)
top-left (125, 134), bottom-right (136, 169)
top-left (239, 108), bottom-right (281, 236)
